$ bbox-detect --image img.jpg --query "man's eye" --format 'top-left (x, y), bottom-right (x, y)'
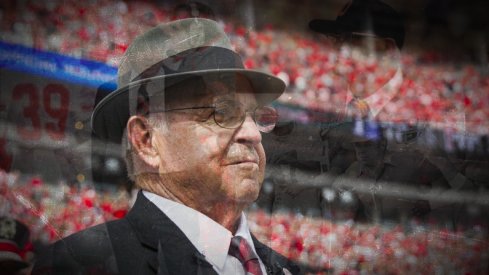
top-left (214, 101), bottom-right (238, 115)
top-left (214, 107), bottom-right (231, 123)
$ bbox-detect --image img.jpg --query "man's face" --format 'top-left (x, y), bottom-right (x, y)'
top-left (354, 139), bottom-right (386, 168)
top-left (331, 33), bottom-right (400, 98)
top-left (152, 75), bottom-right (266, 205)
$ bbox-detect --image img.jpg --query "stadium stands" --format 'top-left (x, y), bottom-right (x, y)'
top-left (1, 170), bottom-right (487, 274)
top-left (1, 0), bottom-right (488, 135)
top-left (1, 1), bottom-right (488, 273)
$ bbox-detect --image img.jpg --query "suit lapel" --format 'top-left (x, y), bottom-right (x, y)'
top-left (124, 192), bottom-right (298, 275)
top-left (126, 192), bottom-right (217, 275)
top-left (252, 234), bottom-right (300, 275)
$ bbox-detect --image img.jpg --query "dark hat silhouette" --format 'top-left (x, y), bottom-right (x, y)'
top-left (309, 0), bottom-right (405, 49)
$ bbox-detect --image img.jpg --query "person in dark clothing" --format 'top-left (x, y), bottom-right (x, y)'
top-left (33, 18), bottom-right (299, 275)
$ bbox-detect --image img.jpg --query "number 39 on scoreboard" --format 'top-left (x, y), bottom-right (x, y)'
top-left (0, 69), bottom-right (96, 179)
top-left (11, 82), bottom-right (69, 141)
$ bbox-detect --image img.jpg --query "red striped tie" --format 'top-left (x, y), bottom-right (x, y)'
top-left (228, 236), bottom-right (263, 275)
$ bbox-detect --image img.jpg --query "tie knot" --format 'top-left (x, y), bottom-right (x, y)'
top-left (228, 236), bottom-right (263, 275)
top-left (228, 236), bottom-right (257, 263)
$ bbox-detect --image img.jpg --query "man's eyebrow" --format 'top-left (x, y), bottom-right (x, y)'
top-left (213, 95), bottom-right (236, 103)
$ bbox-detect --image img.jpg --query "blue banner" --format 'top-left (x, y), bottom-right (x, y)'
top-left (0, 41), bottom-right (117, 90)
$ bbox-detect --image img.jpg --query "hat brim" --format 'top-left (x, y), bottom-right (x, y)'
top-left (309, 19), bottom-right (352, 36)
top-left (91, 69), bottom-right (285, 143)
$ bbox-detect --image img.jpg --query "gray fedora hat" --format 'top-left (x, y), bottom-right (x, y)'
top-left (91, 18), bottom-right (285, 143)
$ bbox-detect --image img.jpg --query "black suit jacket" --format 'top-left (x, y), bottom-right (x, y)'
top-left (32, 192), bottom-right (300, 275)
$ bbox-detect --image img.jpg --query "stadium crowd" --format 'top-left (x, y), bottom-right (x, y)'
top-left (1, 1), bottom-right (489, 274)
top-left (1, 170), bottom-right (488, 274)
top-left (0, 170), bottom-right (130, 244)
top-left (1, 0), bottom-right (488, 136)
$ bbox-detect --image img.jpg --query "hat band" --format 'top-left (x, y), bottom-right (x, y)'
top-left (131, 46), bottom-right (245, 83)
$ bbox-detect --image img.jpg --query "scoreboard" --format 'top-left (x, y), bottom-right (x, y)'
top-left (0, 42), bottom-right (118, 184)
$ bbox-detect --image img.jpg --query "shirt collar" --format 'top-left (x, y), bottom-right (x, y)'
top-left (142, 190), bottom-right (255, 270)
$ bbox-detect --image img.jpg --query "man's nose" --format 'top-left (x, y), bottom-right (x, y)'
top-left (234, 114), bottom-right (262, 144)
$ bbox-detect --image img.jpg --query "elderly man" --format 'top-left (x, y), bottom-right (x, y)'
top-left (33, 18), bottom-right (299, 275)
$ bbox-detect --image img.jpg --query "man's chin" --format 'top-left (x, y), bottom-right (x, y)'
top-left (228, 178), bottom-right (261, 203)
top-left (222, 166), bottom-right (263, 201)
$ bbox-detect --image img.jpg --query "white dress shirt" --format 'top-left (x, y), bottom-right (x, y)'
top-left (143, 191), bottom-right (267, 275)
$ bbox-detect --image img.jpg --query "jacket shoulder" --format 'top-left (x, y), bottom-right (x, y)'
top-left (32, 219), bottom-right (130, 275)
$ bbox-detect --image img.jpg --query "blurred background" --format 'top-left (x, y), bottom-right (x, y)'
top-left (0, 0), bottom-right (488, 274)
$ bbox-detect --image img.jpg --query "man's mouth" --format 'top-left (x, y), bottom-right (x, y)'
top-left (226, 155), bottom-right (259, 165)
top-left (231, 158), bottom-right (258, 165)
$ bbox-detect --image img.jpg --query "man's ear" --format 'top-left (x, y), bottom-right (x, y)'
top-left (127, 116), bottom-right (160, 168)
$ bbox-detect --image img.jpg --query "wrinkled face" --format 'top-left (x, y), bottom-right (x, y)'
top-left (152, 76), bottom-right (266, 205)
